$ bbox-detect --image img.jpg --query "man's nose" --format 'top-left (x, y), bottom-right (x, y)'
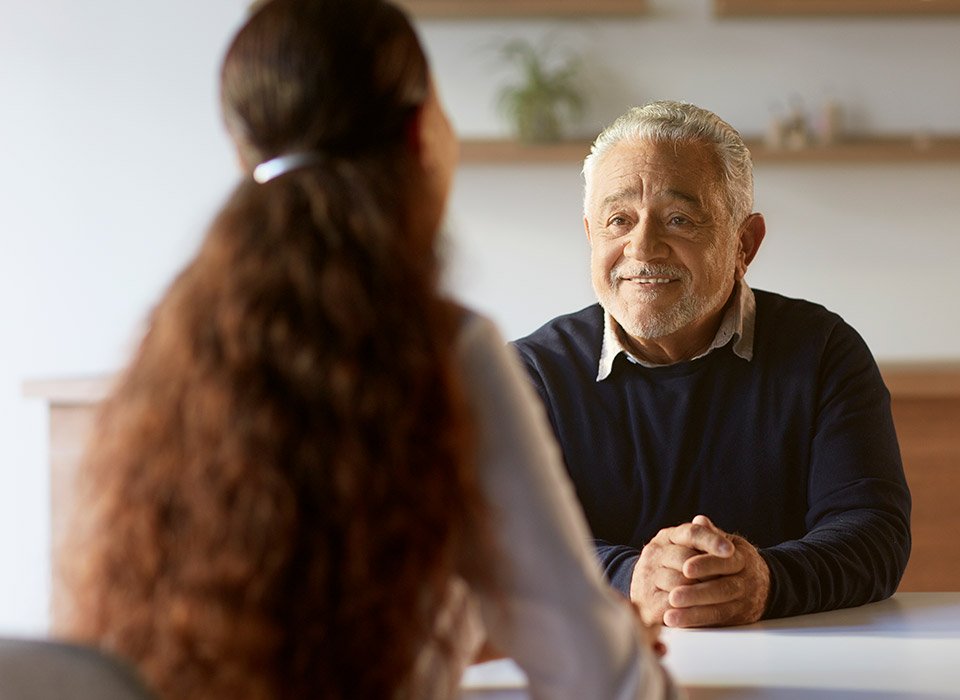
top-left (623, 217), bottom-right (668, 261)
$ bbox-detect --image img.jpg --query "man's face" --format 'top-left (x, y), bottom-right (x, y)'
top-left (584, 138), bottom-right (743, 342)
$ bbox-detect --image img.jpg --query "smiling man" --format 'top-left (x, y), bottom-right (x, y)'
top-left (513, 101), bottom-right (911, 628)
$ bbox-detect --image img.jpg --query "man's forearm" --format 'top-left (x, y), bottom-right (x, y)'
top-left (759, 509), bottom-right (910, 619)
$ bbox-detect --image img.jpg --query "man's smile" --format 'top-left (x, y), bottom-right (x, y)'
top-left (622, 276), bottom-right (676, 285)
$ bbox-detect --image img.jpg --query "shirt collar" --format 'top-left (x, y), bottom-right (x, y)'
top-left (597, 281), bottom-right (756, 381)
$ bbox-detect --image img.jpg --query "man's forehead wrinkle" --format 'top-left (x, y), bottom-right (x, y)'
top-left (601, 183), bottom-right (643, 207)
top-left (601, 174), bottom-right (699, 206)
top-left (590, 139), bottom-right (719, 216)
top-left (615, 157), bottom-right (687, 191)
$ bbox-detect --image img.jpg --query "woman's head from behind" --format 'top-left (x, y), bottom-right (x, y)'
top-left (222, 0), bottom-right (457, 234)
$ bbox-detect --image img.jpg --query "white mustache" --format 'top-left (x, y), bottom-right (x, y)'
top-left (610, 264), bottom-right (689, 282)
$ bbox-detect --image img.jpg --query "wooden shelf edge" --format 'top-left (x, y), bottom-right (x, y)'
top-left (398, 0), bottom-right (647, 19)
top-left (460, 138), bottom-right (592, 164)
top-left (745, 136), bottom-right (960, 164)
top-left (459, 136), bottom-right (960, 164)
top-left (715, 0), bottom-right (960, 17)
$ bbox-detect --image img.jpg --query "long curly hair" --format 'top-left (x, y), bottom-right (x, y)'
top-left (58, 1), bottom-right (489, 697)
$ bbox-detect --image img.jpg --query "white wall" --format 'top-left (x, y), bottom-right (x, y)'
top-left (1, 0), bottom-right (958, 634)
top-left (0, 0), bottom-right (246, 634)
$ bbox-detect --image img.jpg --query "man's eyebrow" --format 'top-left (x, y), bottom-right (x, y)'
top-left (663, 188), bottom-right (705, 208)
top-left (600, 187), bottom-right (642, 208)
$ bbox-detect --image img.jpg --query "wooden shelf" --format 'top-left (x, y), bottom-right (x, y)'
top-left (459, 135), bottom-right (960, 164)
top-left (748, 135), bottom-right (960, 163)
top-left (715, 0), bottom-right (960, 17)
top-left (460, 138), bottom-right (592, 163)
top-left (397, 0), bottom-right (647, 18)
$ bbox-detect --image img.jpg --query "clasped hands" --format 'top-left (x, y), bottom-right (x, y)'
top-left (631, 514), bottom-right (770, 628)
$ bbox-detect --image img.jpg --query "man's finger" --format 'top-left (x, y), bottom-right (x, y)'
top-left (692, 514), bottom-right (716, 529)
top-left (667, 521), bottom-right (734, 558)
top-left (654, 543), bottom-right (703, 572)
top-left (663, 600), bottom-right (741, 628)
top-left (683, 550), bottom-right (743, 580)
top-left (651, 566), bottom-right (696, 593)
top-left (638, 590), bottom-right (671, 626)
top-left (667, 576), bottom-right (744, 609)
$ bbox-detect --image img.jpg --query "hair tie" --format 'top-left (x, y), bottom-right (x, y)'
top-left (252, 152), bottom-right (325, 184)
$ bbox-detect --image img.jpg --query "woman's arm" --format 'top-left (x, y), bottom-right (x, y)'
top-left (456, 313), bottom-right (676, 700)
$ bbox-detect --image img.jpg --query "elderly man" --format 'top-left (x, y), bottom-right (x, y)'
top-left (513, 101), bottom-right (911, 628)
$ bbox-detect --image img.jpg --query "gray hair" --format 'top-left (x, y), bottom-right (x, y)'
top-left (582, 101), bottom-right (754, 225)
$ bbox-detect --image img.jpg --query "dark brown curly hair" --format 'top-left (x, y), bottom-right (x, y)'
top-left (59, 1), bottom-right (489, 697)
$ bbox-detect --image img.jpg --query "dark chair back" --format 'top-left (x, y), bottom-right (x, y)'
top-left (0, 638), bottom-right (154, 700)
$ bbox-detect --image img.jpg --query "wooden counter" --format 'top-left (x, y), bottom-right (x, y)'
top-left (23, 376), bottom-right (114, 624)
top-left (880, 363), bottom-right (960, 591)
top-left (24, 364), bottom-right (960, 624)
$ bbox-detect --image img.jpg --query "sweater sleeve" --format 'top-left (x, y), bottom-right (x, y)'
top-left (594, 540), bottom-right (640, 598)
top-left (760, 321), bottom-right (911, 619)
top-left (456, 314), bottom-right (676, 700)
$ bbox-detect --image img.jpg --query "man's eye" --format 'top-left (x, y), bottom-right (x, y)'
top-left (668, 215), bottom-right (691, 226)
top-left (608, 215), bottom-right (629, 227)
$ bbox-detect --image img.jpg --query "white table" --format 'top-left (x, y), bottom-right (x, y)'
top-left (460, 593), bottom-right (960, 699)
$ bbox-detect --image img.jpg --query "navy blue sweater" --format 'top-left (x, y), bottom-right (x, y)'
top-left (513, 290), bottom-right (911, 619)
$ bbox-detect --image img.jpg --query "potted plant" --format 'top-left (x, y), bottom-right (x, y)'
top-left (496, 38), bottom-right (584, 144)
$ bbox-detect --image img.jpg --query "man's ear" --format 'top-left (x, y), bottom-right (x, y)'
top-left (584, 216), bottom-right (592, 244)
top-left (736, 213), bottom-right (766, 279)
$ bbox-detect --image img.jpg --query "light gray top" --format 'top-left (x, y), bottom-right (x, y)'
top-left (418, 312), bottom-right (676, 700)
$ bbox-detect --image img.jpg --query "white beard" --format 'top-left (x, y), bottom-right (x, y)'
top-left (596, 262), bottom-right (733, 340)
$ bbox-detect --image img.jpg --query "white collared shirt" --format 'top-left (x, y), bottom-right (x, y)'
top-left (597, 281), bottom-right (756, 381)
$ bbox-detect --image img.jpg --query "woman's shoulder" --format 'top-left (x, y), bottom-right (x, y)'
top-left (451, 304), bottom-right (504, 351)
